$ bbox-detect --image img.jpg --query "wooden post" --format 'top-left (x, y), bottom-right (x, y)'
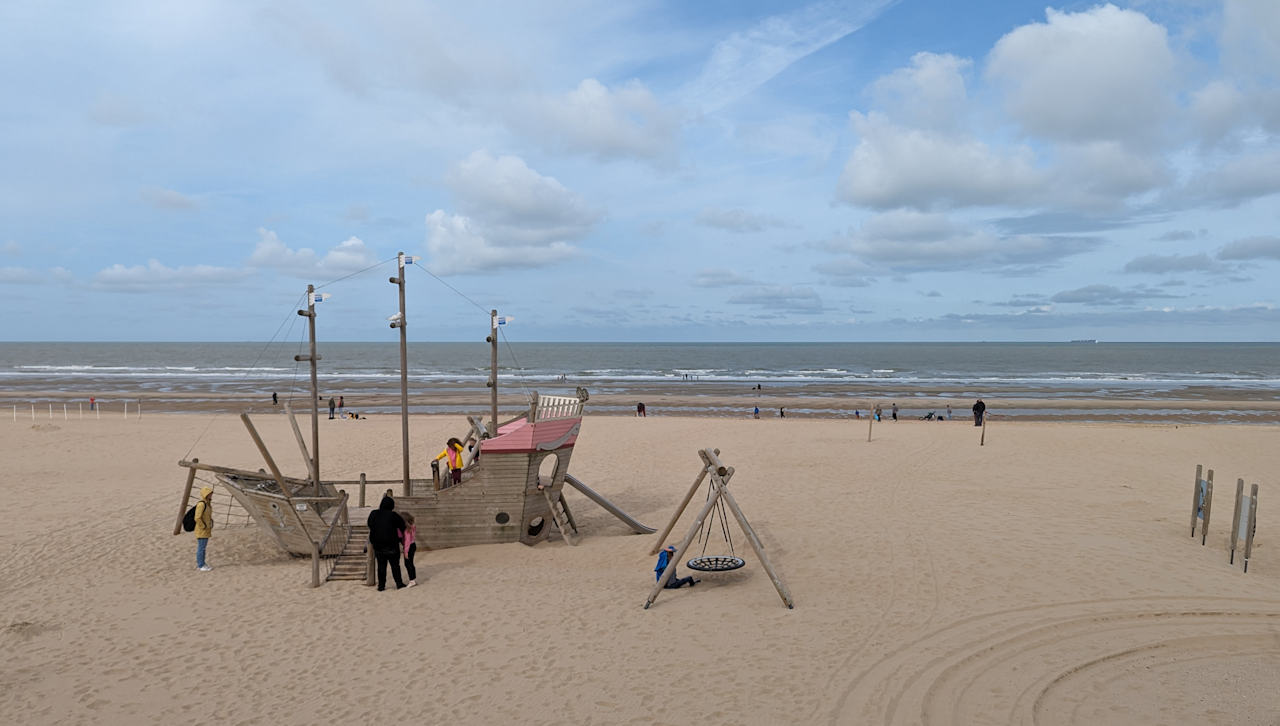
top-left (293, 284), bottom-right (322, 496)
top-left (49, 403), bottom-right (53, 419)
top-left (645, 485), bottom-right (724, 609)
top-left (174, 459), bottom-right (198, 535)
top-left (488, 309), bottom-right (499, 437)
top-left (1243, 484), bottom-right (1258, 573)
top-left (1230, 478), bottom-right (1244, 565)
top-left (240, 413), bottom-right (314, 541)
top-left (1201, 474), bottom-right (1214, 546)
top-left (78, 402), bottom-right (82, 419)
top-left (389, 252), bottom-right (411, 498)
top-left (1190, 464), bottom-right (1204, 537)
top-left (867, 404), bottom-right (874, 442)
top-left (123, 401), bottom-right (127, 419)
top-left (719, 483), bottom-right (795, 609)
top-left (980, 412), bottom-right (987, 446)
top-left (30, 404), bottom-right (34, 421)
top-left (137, 401), bottom-right (141, 420)
top-left (365, 545), bottom-right (375, 586)
top-left (359, 473), bottom-right (367, 508)
top-left (649, 465), bottom-right (710, 555)
top-left (95, 403), bottom-right (99, 420)
top-left (311, 541), bottom-right (321, 588)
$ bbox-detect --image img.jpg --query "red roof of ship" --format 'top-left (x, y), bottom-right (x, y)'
top-left (482, 417), bottom-right (581, 454)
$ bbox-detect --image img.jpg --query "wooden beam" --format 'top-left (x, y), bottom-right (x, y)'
top-left (719, 482), bottom-right (794, 609)
top-left (282, 401), bottom-right (318, 489)
top-left (1230, 478), bottom-right (1244, 565)
top-left (649, 463), bottom-right (710, 555)
top-left (241, 412), bottom-right (315, 542)
top-left (173, 458), bottom-right (198, 536)
top-left (1243, 483), bottom-right (1258, 573)
top-left (1190, 464), bottom-right (1203, 537)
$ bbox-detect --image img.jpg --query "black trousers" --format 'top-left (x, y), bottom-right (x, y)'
top-left (404, 543), bottom-right (417, 581)
top-left (375, 550), bottom-right (404, 590)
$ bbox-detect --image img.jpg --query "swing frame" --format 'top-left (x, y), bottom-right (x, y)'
top-left (644, 447), bottom-right (794, 609)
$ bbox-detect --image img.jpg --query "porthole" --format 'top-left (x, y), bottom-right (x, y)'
top-left (495, 511), bottom-right (510, 524)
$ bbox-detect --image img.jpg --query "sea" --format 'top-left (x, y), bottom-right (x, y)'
top-left (1, 342), bottom-right (1278, 422)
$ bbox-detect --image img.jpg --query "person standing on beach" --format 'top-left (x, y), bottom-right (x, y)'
top-left (891, 403), bottom-right (899, 421)
top-left (654, 545), bottom-right (696, 589)
top-left (401, 512), bottom-right (418, 588)
top-left (338, 395), bottom-right (344, 411)
top-left (89, 396), bottom-right (95, 411)
top-left (753, 406), bottom-right (760, 419)
top-left (636, 402), bottom-right (646, 417)
top-left (973, 399), bottom-right (986, 426)
top-left (194, 486), bottom-right (214, 571)
top-left (328, 397), bottom-right (336, 419)
top-left (946, 404), bottom-right (952, 421)
top-left (367, 495), bottom-right (407, 591)
top-left (779, 407), bottom-right (785, 418)
top-left (272, 392), bottom-right (278, 406)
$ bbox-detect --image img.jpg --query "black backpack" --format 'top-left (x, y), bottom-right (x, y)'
top-left (182, 502), bottom-right (198, 532)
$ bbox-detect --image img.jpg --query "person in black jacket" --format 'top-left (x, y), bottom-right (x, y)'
top-left (973, 398), bottom-right (986, 426)
top-left (367, 495), bottom-right (407, 591)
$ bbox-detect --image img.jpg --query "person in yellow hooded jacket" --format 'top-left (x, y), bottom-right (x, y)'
top-left (433, 437), bottom-right (466, 486)
top-left (194, 486), bottom-right (214, 571)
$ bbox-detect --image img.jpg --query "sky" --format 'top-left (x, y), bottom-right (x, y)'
top-left (2, 0), bottom-right (1279, 342)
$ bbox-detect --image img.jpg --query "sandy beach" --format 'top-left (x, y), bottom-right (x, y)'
top-left (2, 411), bottom-right (1277, 725)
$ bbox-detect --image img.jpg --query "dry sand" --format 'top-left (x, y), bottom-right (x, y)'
top-left (1, 412), bottom-right (1277, 725)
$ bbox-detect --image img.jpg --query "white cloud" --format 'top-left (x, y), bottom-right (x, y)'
top-left (986, 5), bottom-right (1175, 146)
top-left (93, 259), bottom-right (243, 291)
top-left (682, 0), bottom-right (897, 114)
top-left (247, 228), bottom-right (379, 277)
top-left (425, 210), bottom-right (576, 275)
top-left (1179, 149), bottom-right (1280, 206)
top-left (1221, 0), bottom-right (1280, 82)
top-left (519, 79), bottom-right (679, 162)
top-left (837, 112), bottom-right (1042, 210)
top-left (446, 151), bottom-right (598, 243)
top-left (869, 52), bottom-right (970, 132)
top-left (425, 152), bottom-right (597, 274)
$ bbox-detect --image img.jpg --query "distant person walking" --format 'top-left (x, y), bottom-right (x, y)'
top-left (946, 404), bottom-right (952, 420)
top-left (973, 399), bottom-right (986, 426)
top-left (272, 392), bottom-right (278, 406)
top-left (367, 495), bottom-right (407, 591)
top-left (891, 403), bottom-right (898, 421)
top-left (401, 512), bottom-right (418, 587)
top-left (194, 486), bottom-right (214, 571)
top-left (779, 407), bottom-right (785, 418)
top-left (328, 397), bottom-right (336, 419)
top-left (338, 395), bottom-right (344, 411)
top-left (89, 396), bottom-right (95, 411)
top-left (753, 406), bottom-right (760, 419)
top-left (636, 402), bottom-right (646, 417)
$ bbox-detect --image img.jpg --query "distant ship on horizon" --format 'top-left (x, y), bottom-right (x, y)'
top-left (1068, 339), bottom-right (1098, 344)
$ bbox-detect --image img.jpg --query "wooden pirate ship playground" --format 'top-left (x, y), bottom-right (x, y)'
top-left (173, 252), bottom-right (654, 586)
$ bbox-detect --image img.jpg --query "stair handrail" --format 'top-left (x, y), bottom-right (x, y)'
top-left (311, 490), bottom-right (351, 587)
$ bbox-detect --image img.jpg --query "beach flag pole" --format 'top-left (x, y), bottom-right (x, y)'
top-left (388, 253), bottom-right (414, 497)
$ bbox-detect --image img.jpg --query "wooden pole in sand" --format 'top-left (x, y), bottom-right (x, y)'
top-left (174, 458), bottom-right (198, 535)
top-left (1230, 478), bottom-right (1244, 565)
top-left (1242, 483), bottom-right (1258, 573)
top-left (649, 457), bottom-right (712, 555)
top-left (867, 403), bottom-right (874, 442)
top-left (63, 404), bottom-right (67, 420)
top-left (980, 412), bottom-right (987, 446)
top-left (644, 480), bottom-right (724, 609)
top-left (720, 482), bottom-right (794, 609)
top-left (30, 404), bottom-right (34, 421)
top-left (294, 285), bottom-right (323, 496)
top-left (359, 472), bottom-right (367, 508)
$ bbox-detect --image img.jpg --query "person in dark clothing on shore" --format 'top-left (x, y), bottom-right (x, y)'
top-left (367, 496), bottom-right (407, 591)
top-left (973, 398), bottom-right (986, 426)
top-left (328, 397), bottom-right (336, 419)
top-left (654, 545), bottom-right (697, 589)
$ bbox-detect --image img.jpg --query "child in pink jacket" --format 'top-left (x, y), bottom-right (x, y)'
top-left (401, 512), bottom-right (418, 587)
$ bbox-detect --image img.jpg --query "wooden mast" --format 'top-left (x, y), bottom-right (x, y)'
top-left (294, 284), bottom-right (322, 494)
top-left (486, 309), bottom-right (499, 437)
top-left (389, 252), bottom-right (411, 496)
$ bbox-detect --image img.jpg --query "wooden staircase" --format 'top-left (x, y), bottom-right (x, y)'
top-left (326, 524), bottom-right (371, 583)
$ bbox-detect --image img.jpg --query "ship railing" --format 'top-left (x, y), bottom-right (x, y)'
top-left (311, 490), bottom-right (350, 587)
